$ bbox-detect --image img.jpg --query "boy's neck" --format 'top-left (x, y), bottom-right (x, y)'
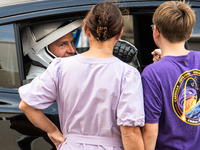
top-left (159, 38), bottom-right (189, 57)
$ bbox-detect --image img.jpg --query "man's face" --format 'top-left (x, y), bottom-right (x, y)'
top-left (48, 32), bottom-right (76, 57)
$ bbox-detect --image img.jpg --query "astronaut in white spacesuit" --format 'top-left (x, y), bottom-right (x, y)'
top-left (21, 19), bottom-right (88, 81)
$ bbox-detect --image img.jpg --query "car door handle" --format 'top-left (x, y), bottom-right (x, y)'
top-left (0, 101), bottom-right (11, 105)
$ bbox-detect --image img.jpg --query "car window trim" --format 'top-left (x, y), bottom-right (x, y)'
top-left (13, 23), bottom-right (24, 86)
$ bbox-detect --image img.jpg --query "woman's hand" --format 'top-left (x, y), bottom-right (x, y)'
top-left (19, 100), bottom-right (66, 149)
top-left (47, 130), bottom-right (66, 149)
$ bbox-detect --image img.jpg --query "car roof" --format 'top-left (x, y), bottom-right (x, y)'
top-left (0, 0), bottom-right (200, 25)
top-left (0, 0), bottom-right (39, 6)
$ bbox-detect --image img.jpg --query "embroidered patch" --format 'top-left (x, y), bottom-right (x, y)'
top-left (172, 69), bottom-right (200, 125)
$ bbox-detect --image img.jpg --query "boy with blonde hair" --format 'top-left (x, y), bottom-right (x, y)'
top-left (142, 1), bottom-right (198, 150)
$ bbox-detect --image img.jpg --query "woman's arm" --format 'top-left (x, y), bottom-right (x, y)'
top-left (120, 126), bottom-right (144, 150)
top-left (19, 100), bottom-right (65, 148)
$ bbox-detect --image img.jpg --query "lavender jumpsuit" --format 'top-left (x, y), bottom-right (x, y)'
top-left (19, 55), bottom-right (144, 150)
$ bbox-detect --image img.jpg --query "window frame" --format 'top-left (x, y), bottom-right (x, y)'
top-left (14, 23), bottom-right (24, 86)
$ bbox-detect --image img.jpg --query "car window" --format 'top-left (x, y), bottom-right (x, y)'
top-left (121, 15), bottom-right (134, 44)
top-left (21, 16), bottom-right (136, 82)
top-left (0, 24), bottom-right (20, 88)
top-left (188, 8), bottom-right (200, 51)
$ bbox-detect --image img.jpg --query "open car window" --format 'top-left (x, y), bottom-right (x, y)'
top-left (21, 15), bottom-right (137, 83)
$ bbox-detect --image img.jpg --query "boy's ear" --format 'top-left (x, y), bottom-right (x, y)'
top-left (154, 25), bottom-right (160, 39)
top-left (84, 24), bottom-right (90, 38)
top-left (189, 29), bottom-right (193, 38)
top-left (186, 29), bottom-right (193, 41)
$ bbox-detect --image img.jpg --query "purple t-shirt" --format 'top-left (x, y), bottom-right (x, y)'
top-left (19, 54), bottom-right (144, 149)
top-left (142, 50), bottom-right (200, 150)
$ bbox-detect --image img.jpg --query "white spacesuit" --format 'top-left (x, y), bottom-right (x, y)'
top-left (21, 19), bottom-right (83, 80)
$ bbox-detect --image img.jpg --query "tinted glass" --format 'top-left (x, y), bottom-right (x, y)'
top-left (121, 15), bottom-right (134, 44)
top-left (0, 24), bottom-right (20, 88)
top-left (188, 8), bottom-right (200, 51)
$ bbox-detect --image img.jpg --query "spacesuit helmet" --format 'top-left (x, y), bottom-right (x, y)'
top-left (21, 19), bottom-right (82, 68)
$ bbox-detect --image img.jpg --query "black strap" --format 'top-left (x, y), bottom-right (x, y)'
top-left (31, 60), bottom-right (47, 69)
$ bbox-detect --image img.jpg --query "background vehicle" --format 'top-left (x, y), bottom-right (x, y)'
top-left (0, 0), bottom-right (200, 149)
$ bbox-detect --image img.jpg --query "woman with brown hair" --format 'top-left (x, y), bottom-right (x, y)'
top-left (19, 2), bottom-right (144, 150)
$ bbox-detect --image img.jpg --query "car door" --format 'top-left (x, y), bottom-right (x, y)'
top-left (0, 23), bottom-right (56, 150)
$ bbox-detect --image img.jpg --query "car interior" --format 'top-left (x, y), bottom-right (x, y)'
top-left (17, 9), bottom-right (159, 84)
